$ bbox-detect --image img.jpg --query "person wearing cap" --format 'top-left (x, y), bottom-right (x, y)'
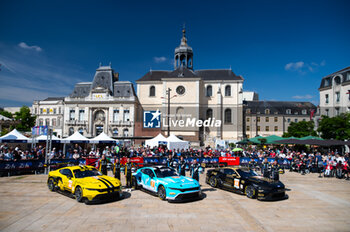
top-left (98, 154), bottom-right (112, 175)
top-left (190, 159), bottom-right (200, 181)
top-left (113, 158), bottom-right (121, 180)
top-left (178, 156), bottom-right (187, 176)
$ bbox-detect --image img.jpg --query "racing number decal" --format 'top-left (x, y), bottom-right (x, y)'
top-left (150, 180), bottom-right (155, 188)
top-left (234, 179), bottom-right (240, 189)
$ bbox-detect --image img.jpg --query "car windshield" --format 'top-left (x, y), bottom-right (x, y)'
top-left (237, 169), bottom-right (258, 178)
top-left (73, 169), bottom-right (102, 178)
top-left (154, 168), bottom-right (178, 178)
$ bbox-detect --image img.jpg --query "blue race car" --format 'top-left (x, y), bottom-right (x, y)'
top-left (132, 166), bottom-right (202, 201)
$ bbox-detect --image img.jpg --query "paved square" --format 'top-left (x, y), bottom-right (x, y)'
top-left (0, 171), bottom-right (349, 232)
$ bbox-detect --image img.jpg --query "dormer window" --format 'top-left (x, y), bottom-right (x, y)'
top-left (286, 109), bottom-right (291, 115)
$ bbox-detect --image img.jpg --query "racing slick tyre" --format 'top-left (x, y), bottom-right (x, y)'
top-left (209, 176), bottom-right (218, 188)
top-left (158, 185), bottom-right (166, 201)
top-left (75, 186), bottom-right (84, 203)
top-left (132, 177), bottom-right (139, 190)
top-left (47, 178), bottom-right (56, 192)
top-left (245, 185), bottom-right (256, 199)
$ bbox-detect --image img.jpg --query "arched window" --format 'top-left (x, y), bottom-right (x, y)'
top-left (45, 118), bottom-right (50, 126)
top-left (224, 109), bottom-right (232, 123)
top-left (123, 128), bottom-right (129, 137)
top-left (176, 107), bottom-right (184, 120)
top-left (334, 76), bottom-right (341, 85)
top-left (206, 85), bottom-right (213, 97)
top-left (69, 127), bottom-right (74, 136)
top-left (265, 109), bottom-right (270, 114)
top-left (52, 119), bottom-right (56, 127)
top-left (225, 85), bottom-right (231, 96)
top-left (39, 119), bottom-right (43, 126)
top-left (113, 128), bottom-right (118, 137)
top-left (206, 109), bottom-right (213, 119)
top-left (78, 128), bottom-right (84, 135)
top-left (149, 86), bottom-right (155, 97)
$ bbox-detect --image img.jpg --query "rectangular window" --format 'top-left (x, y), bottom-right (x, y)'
top-left (53, 108), bottom-right (57, 114)
top-left (265, 126), bottom-right (269, 131)
top-left (287, 118), bottom-right (291, 123)
top-left (274, 117), bottom-right (278, 122)
top-left (40, 108), bottom-right (43, 114)
top-left (123, 109), bottom-right (130, 121)
top-left (257, 126), bottom-right (260, 131)
top-left (246, 126), bottom-right (250, 131)
top-left (257, 117), bottom-right (260, 122)
top-left (113, 109), bottom-right (120, 122)
top-left (46, 108), bottom-right (49, 114)
top-left (79, 110), bottom-right (85, 121)
top-left (325, 94), bottom-right (329, 104)
top-left (325, 109), bottom-right (329, 116)
top-left (69, 109), bottom-right (75, 120)
top-left (336, 92), bottom-right (340, 102)
top-left (246, 117), bottom-right (250, 122)
top-left (274, 126), bottom-right (278, 131)
top-left (265, 117), bottom-right (269, 122)
top-left (294, 119), bottom-right (298, 123)
top-left (335, 108), bottom-right (340, 116)
top-left (59, 107), bottom-right (61, 114)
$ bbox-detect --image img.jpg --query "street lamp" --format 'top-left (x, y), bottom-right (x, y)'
top-left (161, 88), bottom-right (177, 136)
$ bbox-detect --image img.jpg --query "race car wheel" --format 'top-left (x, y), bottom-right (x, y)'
top-left (209, 176), bottom-right (217, 188)
top-left (132, 177), bottom-right (139, 190)
top-left (75, 186), bottom-right (83, 202)
top-left (47, 178), bottom-right (56, 192)
top-left (245, 185), bottom-right (256, 199)
top-left (158, 185), bottom-right (166, 200)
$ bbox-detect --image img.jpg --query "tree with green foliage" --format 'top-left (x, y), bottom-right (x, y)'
top-left (283, 120), bottom-right (317, 138)
top-left (14, 106), bottom-right (36, 132)
top-left (0, 110), bottom-right (13, 119)
top-left (317, 113), bottom-right (350, 140)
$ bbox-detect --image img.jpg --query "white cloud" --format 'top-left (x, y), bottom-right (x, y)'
top-left (153, 56), bottom-right (167, 63)
top-left (292, 94), bottom-right (314, 99)
top-left (18, 42), bottom-right (42, 52)
top-left (285, 60), bottom-right (326, 73)
top-left (285, 61), bottom-right (304, 71)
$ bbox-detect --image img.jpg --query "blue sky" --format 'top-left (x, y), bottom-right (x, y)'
top-left (0, 0), bottom-right (349, 107)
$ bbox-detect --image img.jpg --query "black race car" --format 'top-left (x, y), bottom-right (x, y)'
top-left (206, 167), bottom-right (287, 200)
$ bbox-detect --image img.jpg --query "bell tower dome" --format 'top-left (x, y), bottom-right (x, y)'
top-left (174, 27), bottom-right (193, 70)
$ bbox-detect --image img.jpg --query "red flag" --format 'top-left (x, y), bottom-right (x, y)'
top-left (310, 109), bottom-right (315, 120)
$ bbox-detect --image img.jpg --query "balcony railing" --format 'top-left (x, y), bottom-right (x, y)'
top-left (65, 120), bottom-right (87, 125)
top-left (109, 120), bottom-right (134, 126)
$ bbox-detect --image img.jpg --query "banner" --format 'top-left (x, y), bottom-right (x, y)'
top-left (219, 157), bottom-right (240, 166)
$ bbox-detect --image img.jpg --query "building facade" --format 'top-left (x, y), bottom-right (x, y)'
top-left (135, 29), bottom-right (245, 146)
top-left (32, 97), bottom-right (65, 137)
top-left (32, 65), bottom-right (139, 141)
top-left (319, 66), bottom-right (350, 117)
top-left (243, 101), bottom-right (317, 138)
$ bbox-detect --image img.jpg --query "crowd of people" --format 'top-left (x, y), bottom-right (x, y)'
top-left (1, 142), bottom-right (349, 180)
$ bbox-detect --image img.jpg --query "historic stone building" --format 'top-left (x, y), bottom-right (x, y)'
top-left (319, 66), bottom-right (350, 117)
top-left (243, 101), bottom-right (317, 138)
top-left (32, 65), bottom-right (139, 142)
top-left (135, 29), bottom-right (245, 146)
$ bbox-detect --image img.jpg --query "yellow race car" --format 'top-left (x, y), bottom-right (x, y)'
top-left (47, 165), bottom-right (122, 204)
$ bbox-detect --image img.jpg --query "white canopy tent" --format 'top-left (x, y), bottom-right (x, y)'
top-left (62, 131), bottom-right (90, 143)
top-left (166, 134), bottom-right (189, 150)
top-left (0, 129), bottom-right (30, 143)
top-left (34, 134), bottom-right (61, 143)
top-left (90, 132), bottom-right (117, 144)
top-left (145, 133), bottom-right (168, 148)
